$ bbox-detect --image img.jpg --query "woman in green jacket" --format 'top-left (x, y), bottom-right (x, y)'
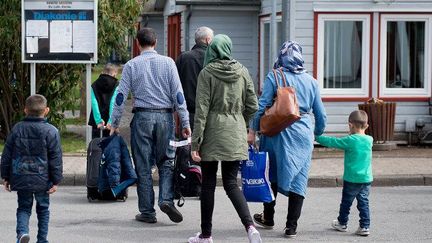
top-left (188, 34), bottom-right (261, 243)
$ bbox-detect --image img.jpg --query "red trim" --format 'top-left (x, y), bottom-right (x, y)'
top-left (377, 13), bottom-right (382, 99)
top-left (132, 22), bottom-right (141, 58)
top-left (313, 12), bottom-right (318, 79)
top-left (168, 14), bottom-right (181, 60)
top-left (259, 12), bottom-right (282, 18)
top-left (368, 13), bottom-right (374, 98)
top-left (313, 12), bottom-right (373, 102)
top-left (323, 97), bottom-right (371, 102)
top-left (379, 97), bottom-right (431, 102)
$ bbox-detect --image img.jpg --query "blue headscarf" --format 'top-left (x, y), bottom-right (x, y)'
top-left (273, 41), bottom-right (306, 74)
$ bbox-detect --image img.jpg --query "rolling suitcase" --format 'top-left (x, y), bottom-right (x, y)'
top-left (86, 130), bottom-right (128, 202)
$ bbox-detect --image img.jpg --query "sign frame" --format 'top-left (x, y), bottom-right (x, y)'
top-left (21, 0), bottom-right (98, 64)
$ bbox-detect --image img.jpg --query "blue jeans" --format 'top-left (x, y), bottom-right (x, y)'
top-left (16, 191), bottom-right (50, 243)
top-left (130, 111), bottom-right (176, 219)
top-left (338, 181), bottom-right (371, 229)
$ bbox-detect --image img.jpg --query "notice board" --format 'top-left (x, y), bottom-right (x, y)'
top-left (22, 0), bottom-right (97, 63)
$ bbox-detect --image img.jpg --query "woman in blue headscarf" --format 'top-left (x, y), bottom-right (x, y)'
top-left (248, 41), bottom-right (327, 238)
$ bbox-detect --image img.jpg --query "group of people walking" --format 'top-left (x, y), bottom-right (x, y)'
top-left (1, 25), bottom-right (374, 243)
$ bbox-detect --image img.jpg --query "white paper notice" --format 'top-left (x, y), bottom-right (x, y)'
top-left (26, 37), bottom-right (39, 53)
top-left (50, 21), bottom-right (73, 53)
top-left (169, 137), bottom-right (192, 148)
top-left (73, 21), bottom-right (95, 53)
top-left (26, 20), bottom-right (48, 37)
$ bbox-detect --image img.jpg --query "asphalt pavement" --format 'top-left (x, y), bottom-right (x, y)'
top-left (1, 186), bottom-right (432, 242)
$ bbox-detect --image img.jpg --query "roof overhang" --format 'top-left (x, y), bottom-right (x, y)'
top-left (176, 0), bottom-right (261, 6)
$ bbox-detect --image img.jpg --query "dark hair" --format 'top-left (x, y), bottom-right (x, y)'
top-left (136, 28), bottom-right (157, 47)
top-left (348, 110), bottom-right (368, 129)
top-left (25, 94), bottom-right (47, 116)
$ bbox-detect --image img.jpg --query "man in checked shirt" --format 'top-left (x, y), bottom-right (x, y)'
top-left (110, 28), bottom-right (191, 224)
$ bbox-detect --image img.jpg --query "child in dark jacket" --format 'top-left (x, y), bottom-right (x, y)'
top-left (1, 94), bottom-right (63, 243)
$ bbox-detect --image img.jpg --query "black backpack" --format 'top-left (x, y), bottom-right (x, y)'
top-left (174, 145), bottom-right (202, 207)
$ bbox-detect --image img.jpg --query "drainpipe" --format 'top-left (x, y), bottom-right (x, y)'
top-left (269, 0), bottom-right (277, 71)
top-left (281, 0), bottom-right (289, 42)
top-left (289, 0), bottom-right (296, 41)
top-left (184, 5), bottom-right (193, 51)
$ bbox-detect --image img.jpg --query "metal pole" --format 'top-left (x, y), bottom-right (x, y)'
top-left (270, 0), bottom-right (277, 71)
top-left (289, 0), bottom-right (296, 41)
top-left (30, 63), bottom-right (36, 95)
top-left (86, 64), bottom-right (92, 145)
top-left (282, 0), bottom-right (289, 42)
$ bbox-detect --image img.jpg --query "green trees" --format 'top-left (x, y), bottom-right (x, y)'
top-left (0, 0), bottom-right (143, 139)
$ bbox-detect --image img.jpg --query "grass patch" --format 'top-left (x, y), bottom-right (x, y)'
top-left (64, 117), bottom-right (86, 126)
top-left (61, 131), bottom-right (86, 153)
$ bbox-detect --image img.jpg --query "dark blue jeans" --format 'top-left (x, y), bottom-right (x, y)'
top-left (338, 181), bottom-right (371, 229)
top-left (130, 111), bottom-right (176, 219)
top-left (16, 191), bottom-right (50, 243)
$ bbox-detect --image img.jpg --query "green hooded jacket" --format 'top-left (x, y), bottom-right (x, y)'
top-left (191, 59), bottom-right (258, 161)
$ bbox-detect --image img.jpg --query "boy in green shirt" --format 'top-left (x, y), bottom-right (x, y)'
top-left (316, 110), bottom-right (373, 236)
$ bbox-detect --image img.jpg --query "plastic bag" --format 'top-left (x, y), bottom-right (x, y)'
top-left (240, 147), bottom-right (275, 203)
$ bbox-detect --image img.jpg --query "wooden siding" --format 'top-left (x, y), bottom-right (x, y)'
top-left (188, 11), bottom-right (259, 83)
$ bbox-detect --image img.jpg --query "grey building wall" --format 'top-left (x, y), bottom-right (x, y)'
top-left (183, 10), bottom-right (259, 84)
top-left (141, 16), bottom-right (165, 55)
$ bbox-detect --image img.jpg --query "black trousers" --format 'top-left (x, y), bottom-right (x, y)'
top-left (200, 161), bottom-right (253, 237)
top-left (263, 182), bottom-right (304, 230)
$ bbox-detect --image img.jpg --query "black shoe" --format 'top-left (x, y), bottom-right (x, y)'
top-left (253, 213), bottom-right (274, 229)
top-left (160, 202), bottom-right (183, 223)
top-left (135, 213), bottom-right (157, 223)
top-left (284, 227), bottom-right (297, 238)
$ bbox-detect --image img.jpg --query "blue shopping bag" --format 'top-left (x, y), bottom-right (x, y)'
top-left (240, 147), bottom-right (275, 203)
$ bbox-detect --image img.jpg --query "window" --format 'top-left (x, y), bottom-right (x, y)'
top-left (260, 16), bottom-right (283, 88)
top-left (316, 14), bottom-right (371, 98)
top-left (379, 14), bottom-right (431, 98)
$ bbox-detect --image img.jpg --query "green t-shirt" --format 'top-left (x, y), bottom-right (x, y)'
top-left (316, 134), bottom-right (373, 183)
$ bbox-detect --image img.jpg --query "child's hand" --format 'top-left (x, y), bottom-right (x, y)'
top-left (3, 180), bottom-right (11, 192)
top-left (47, 185), bottom-right (58, 194)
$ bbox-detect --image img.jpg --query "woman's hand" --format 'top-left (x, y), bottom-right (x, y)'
top-left (191, 151), bottom-right (201, 163)
top-left (247, 129), bottom-right (256, 145)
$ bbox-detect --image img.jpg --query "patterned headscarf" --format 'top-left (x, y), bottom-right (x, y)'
top-left (273, 41), bottom-right (306, 74)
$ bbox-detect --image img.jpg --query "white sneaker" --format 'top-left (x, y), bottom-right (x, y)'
top-left (247, 226), bottom-right (262, 243)
top-left (188, 232), bottom-right (213, 243)
top-left (332, 219), bottom-right (347, 232)
top-left (355, 227), bottom-right (370, 236)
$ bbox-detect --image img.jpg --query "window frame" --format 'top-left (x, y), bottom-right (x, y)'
top-left (316, 13), bottom-right (372, 99)
top-left (379, 14), bottom-right (432, 98)
top-left (259, 15), bottom-right (282, 91)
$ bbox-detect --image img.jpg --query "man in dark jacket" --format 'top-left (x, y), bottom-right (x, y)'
top-left (176, 26), bottom-right (213, 131)
top-left (1, 94), bottom-right (63, 243)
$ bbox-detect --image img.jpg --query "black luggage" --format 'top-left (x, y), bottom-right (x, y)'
top-left (86, 131), bottom-right (127, 202)
top-left (174, 145), bottom-right (202, 207)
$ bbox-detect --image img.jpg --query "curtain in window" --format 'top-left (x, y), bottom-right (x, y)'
top-left (386, 21), bottom-right (425, 88)
top-left (324, 21), bottom-right (362, 89)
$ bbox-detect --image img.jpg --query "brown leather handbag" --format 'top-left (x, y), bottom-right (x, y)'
top-left (260, 68), bottom-right (300, 136)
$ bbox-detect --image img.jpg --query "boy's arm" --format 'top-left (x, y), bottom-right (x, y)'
top-left (107, 87), bottom-right (118, 126)
top-left (47, 129), bottom-right (63, 186)
top-left (91, 87), bottom-right (103, 125)
top-left (1, 132), bottom-right (15, 181)
top-left (316, 135), bottom-right (352, 150)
